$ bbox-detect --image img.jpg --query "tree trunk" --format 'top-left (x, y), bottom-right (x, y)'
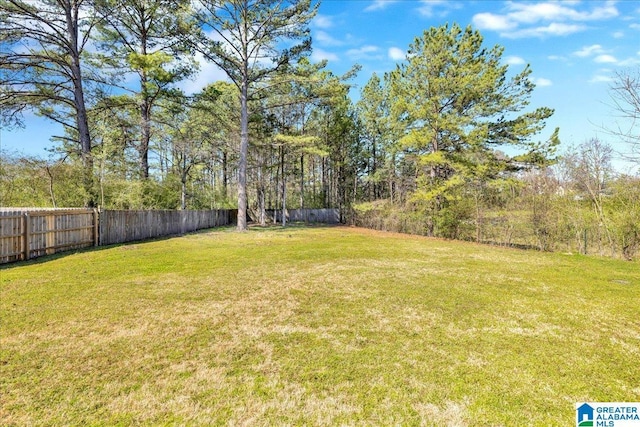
top-left (181, 155), bottom-right (188, 210)
top-left (322, 157), bottom-right (328, 207)
top-left (68, 10), bottom-right (94, 207)
top-left (390, 153), bottom-right (396, 204)
top-left (45, 166), bottom-right (56, 208)
top-left (222, 149), bottom-right (228, 198)
top-left (475, 190), bottom-right (482, 243)
top-left (237, 75), bottom-right (249, 230)
top-left (139, 96), bottom-right (151, 180)
top-left (372, 137), bottom-right (377, 199)
top-left (139, 27), bottom-right (151, 180)
top-left (181, 179), bottom-right (187, 210)
top-left (281, 146), bottom-right (287, 227)
top-left (257, 183), bottom-right (266, 226)
top-left (257, 148), bottom-right (266, 226)
top-left (300, 154), bottom-right (304, 209)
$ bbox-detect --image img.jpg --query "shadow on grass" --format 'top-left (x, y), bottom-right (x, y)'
top-left (246, 222), bottom-right (341, 233)
top-left (0, 223), bottom-right (341, 270)
top-left (0, 225), bottom-right (235, 270)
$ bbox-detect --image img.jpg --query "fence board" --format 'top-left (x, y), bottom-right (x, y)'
top-left (0, 212), bottom-right (23, 263)
top-left (267, 208), bottom-right (341, 224)
top-left (0, 209), bottom-right (95, 263)
top-left (2, 208), bottom-right (335, 264)
top-left (98, 209), bottom-right (231, 246)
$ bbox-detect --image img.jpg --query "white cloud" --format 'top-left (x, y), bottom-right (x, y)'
top-left (364, 0), bottom-right (399, 12)
top-left (313, 14), bottom-right (334, 29)
top-left (473, 13), bottom-right (516, 31)
top-left (589, 74), bottom-right (614, 84)
top-left (573, 44), bottom-right (605, 57)
top-left (504, 55), bottom-right (526, 65)
top-left (618, 56), bottom-right (640, 67)
top-left (314, 30), bottom-right (343, 47)
top-left (533, 77), bottom-right (552, 87)
top-left (417, 0), bottom-right (457, 18)
top-left (346, 45), bottom-right (380, 60)
top-left (572, 45), bottom-right (627, 65)
top-left (594, 54), bottom-right (618, 63)
top-left (630, 23), bottom-right (640, 30)
top-left (548, 55), bottom-right (568, 61)
top-left (178, 52), bottom-right (229, 95)
top-left (350, 45), bottom-right (378, 54)
top-left (612, 30), bottom-right (624, 38)
top-left (472, 1), bottom-right (619, 39)
top-left (388, 47), bottom-right (405, 61)
top-left (588, 1), bottom-right (619, 20)
top-left (311, 48), bottom-right (339, 63)
top-left (573, 44), bottom-right (640, 67)
top-left (506, 1), bottom-right (618, 24)
top-left (505, 23), bottom-right (585, 38)
top-left (507, 3), bottom-right (573, 24)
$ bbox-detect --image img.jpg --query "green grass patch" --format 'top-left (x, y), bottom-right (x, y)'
top-left (1, 226), bottom-right (639, 425)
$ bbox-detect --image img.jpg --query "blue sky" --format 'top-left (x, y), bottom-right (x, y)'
top-left (307, 0), bottom-right (640, 172)
top-left (2, 0), bottom-right (639, 172)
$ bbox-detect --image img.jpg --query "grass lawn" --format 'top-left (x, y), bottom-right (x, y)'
top-left (1, 225), bottom-right (639, 426)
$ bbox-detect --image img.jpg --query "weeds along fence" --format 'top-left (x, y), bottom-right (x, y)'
top-left (0, 209), bottom-right (233, 264)
top-left (348, 207), bottom-right (639, 261)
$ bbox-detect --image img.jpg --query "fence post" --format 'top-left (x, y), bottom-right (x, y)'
top-left (23, 212), bottom-right (30, 261)
top-left (93, 208), bottom-right (100, 247)
top-left (46, 213), bottom-right (55, 255)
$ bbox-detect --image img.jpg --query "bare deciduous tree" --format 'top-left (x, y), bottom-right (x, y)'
top-left (565, 138), bottom-right (615, 256)
top-left (607, 70), bottom-right (640, 165)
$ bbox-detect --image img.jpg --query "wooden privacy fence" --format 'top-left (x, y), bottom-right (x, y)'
top-left (0, 208), bottom-right (97, 264)
top-left (267, 208), bottom-right (341, 224)
top-left (99, 210), bottom-right (231, 246)
top-left (0, 208), bottom-right (339, 264)
top-left (0, 209), bottom-right (232, 264)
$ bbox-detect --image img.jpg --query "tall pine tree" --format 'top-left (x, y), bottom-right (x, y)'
top-left (93, 0), bottom-right (195, 180)
top-left (389, 24), bottom-right (557, 215)
top-left (189, 0), bottom-right (317, 230)
top-left (0, 0), bottom-right (98, 205)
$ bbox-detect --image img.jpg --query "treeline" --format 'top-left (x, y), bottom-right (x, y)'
top-left (348, 24), bottom-right (639, 260)
top-left (1, 0), bottom-right (375, 228)
top-left (1, 2), bottom-right (638, 258)
top-left (351, 139), bottom-right (640, 260)
top-left (1, 71), bottom-right (360, 218)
